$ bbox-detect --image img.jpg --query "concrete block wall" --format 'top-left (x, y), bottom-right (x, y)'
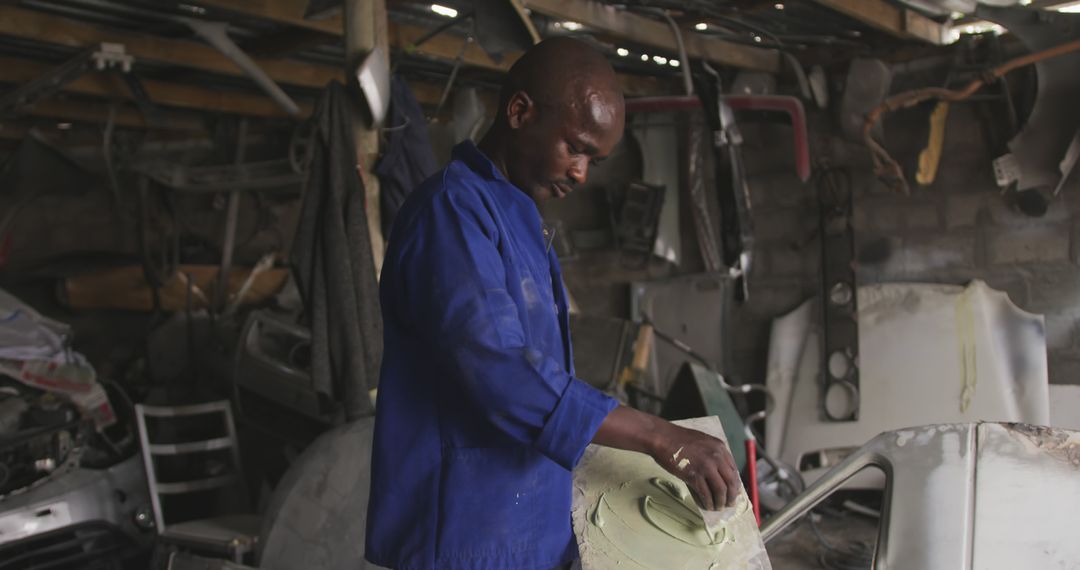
top-left (735, 102), bottom-right (1080, 386)
top-left (728, 123), bottom-right (821, 385)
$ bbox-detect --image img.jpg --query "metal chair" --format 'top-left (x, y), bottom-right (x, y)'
top-left (135, 400), bottom-right (260, 563)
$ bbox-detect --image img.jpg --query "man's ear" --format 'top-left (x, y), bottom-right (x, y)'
top-left (506, 90), bottom-right (535, 130)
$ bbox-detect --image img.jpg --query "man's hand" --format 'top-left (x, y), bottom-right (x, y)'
top-left (649, 421), bottom-right (740, 511)
top-left (591, 405), bottom-right (741, 511)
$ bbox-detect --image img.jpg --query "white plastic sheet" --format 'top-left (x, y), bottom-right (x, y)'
top-left (0, 288), bottom-right (113, 428)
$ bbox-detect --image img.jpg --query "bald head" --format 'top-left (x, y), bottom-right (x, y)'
top-left (479, 37), bottom-right (626, 203)
top-left (498, 37), bottom-right (623, 125)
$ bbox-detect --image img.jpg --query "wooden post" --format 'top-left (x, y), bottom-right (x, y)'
top-left (344, 0), bottom-right (388, 275)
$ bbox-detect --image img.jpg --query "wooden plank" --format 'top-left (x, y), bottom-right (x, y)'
top-left (188, 0), bottom-right (341, 34)
top-left (390, 21), bottom-right (511, 71)
top-left (26, 98), bottom-right (206, 131)
top-left (0, 56), bottom-right (311, 118)
top-left (406, 74), bottom-right (676, 111)
top-left (243, 27), bottom-right (333, 57)
top-left (61, 264), bottom-right (289, 311)
top-left (192, 0), bottom-right (776, 75)
top-left (905, 10), bottom-right (945, 45)
top-left (0, 6), bottom-right (342, 89)
top-left (520, 0), bottom-right (780, 72)
top-left (813, 0), bottom-right (902, 31)
top-left (811, 0), bottom-right (945, 45)
top-left (0, 122), bottom-right (29, 140)
top-left (190, 0), bottom-right (512, 70)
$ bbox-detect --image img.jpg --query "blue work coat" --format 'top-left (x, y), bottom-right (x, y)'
top-left (365, 141), bottom-right (619, 570)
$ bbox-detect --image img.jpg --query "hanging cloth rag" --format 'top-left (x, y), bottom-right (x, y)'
top-left (291, 81), bottom-right (383, 420)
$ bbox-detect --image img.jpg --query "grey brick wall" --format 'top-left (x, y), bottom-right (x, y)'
top-left (736, 102), bottom-right (1080, 386)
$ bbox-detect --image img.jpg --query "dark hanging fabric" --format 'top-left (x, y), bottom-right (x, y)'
top-left (375, 75), bottom-right (439, 236)
top-left (291, 81), bottom-right (382, 421)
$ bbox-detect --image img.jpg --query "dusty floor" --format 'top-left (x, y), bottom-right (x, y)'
top-left (764, 504), bottom-right (880, 570)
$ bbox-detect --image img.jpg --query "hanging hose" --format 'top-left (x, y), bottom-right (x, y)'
top-left (637, 8), bottom-right (694, 96)
top-left (863, 38), bottom-right (1080, 194)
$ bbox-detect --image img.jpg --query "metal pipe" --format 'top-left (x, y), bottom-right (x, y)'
top-left (435, 37), bottom-right (471, 117)
top-left (177, 17), bottom-right (302, 117)
top-left (638, 8), bottom-right (693, 96)
top-left (760, 437), bottom-right (888, 543)
top-left (215, 119), bottom-right (247, 313)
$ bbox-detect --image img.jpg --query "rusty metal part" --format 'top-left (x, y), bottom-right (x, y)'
top-left (979, 5), bottom-right (1080, 193)
top-left (863, 37), bottom-right (1080, 194)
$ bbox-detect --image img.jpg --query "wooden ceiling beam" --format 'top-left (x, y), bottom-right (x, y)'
top-left (0, 122), bottom-right (29, 141)
top-left (0, 6), bottom-right (343, 89)
top-left (24, 98), bottom-right (207, 131)
top-left (190, 0), bottom-right (511, 70)
top-left (189, 0), bottom-right (778, 73)
top-left (187, 0), bottom-right (341, 34)
top-left (406, 72), bottom-right (679, 111)
top-left (519, 0), bottom-right (781, 71)
top-left (242, 27), bottom-right (334, 58)
top-left (810, 0), bottom-right (947, 45)
top-left (0, 2), bottom-right (684, 126)
top-left (390, 21), bottom-right (512, 71)
top-left (0, 56), bottom-right (312, 118)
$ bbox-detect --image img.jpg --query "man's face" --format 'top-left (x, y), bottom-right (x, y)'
top-left (504, 88), bottom-right (625, 203)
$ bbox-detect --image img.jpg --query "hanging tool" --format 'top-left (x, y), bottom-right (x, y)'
top-left (616, 323), bottom-right (654, 390)
top-left (915, 101), bottom-right (950, 186)
top-left (863, 37), bottom-right (1080, 194)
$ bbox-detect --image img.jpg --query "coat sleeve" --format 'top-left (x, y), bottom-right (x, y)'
top-left (396, 185), bottom-right (617, 469)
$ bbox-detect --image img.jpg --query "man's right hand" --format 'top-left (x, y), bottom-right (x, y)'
top-left (591, 405), bottom-right (742, 511)
top-left (648, 421), bottom-right (740, 511)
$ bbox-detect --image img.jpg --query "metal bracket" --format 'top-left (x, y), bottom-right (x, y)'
top-left (818, 168), bottom-right (859, 422)
top-left (1, 43), bottom-right (133, 114)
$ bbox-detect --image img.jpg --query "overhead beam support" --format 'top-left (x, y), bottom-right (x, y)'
top-left (191, 0), bottom-right (511, 70)
top-left (189, 0), bottom-right (340, 34)
top-left (190, 0), bottom-right (778, 72)
top-left (0, 2), bottom-right (686, 124)
top-left (24, 98), bottom-right (206, 131)
top-left (0, 6), bottom-right (342, 89)
top-left (390, 21), bottom-right (510, 71)
top-left (519, 0), bottom-right (781, 71)
top-left (0, 56), bottom-right (311, 118)
top-left (810, 0), bottom-right (947, 44)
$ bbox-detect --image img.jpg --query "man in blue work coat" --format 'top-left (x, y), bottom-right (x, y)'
top-left (366, 37), bottom-right (740, 570)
